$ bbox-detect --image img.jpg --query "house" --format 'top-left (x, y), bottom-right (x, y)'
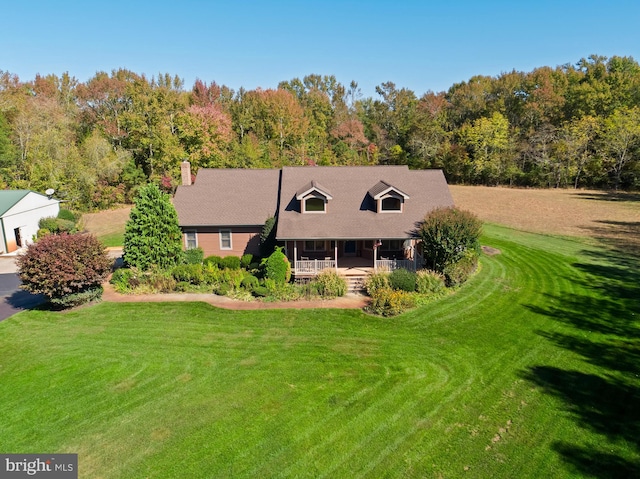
top-left (0, 190), bottom-right (60, 254)
top-left (174, 166), bottom-right (280, 258)
top-left (173, 162), bottom-right (454, 277)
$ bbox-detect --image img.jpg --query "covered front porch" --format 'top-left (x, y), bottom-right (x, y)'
top-left (284, 239), bottom-right (423, 277)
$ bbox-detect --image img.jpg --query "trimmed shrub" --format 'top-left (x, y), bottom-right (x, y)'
top-left (172, 264), bottom-right (204, 285)
top-left (56, 219), bottom-right (77, 233)
top-left (263, 278), bottom-right (277, 292)
top-left (241, 274), bottom-right (259, 290)
top-left (215, 283), bottom-right (230, 296)
top-left (364, 272), bottom-right (390, 296)
top-left (57, 209), bottom-right (79, 222)
top-left (240, 253), bottom-right (254, 269)
top-left (202, 264), bottom-right (221, 285)
top-left (216, 268), bottom-right (243, 289)
top-left (50, 286), bottom-right (103, 309)
top-left (17, 233), bottom-right (112, 306)
top-left (184, 247), bottom-right (204, 265)
top-left (251, 285), bottom-right (269, 297)
top-left (263, 247), bottom-right (291, 285)
top-left (221, 255), bottom-right (241, 270)
top-left (38, 217), bottom-right (60, 232)
top-left (367, 287), bottom-right (416, 317)
top-left (313, 270), bottom-right (347, 298)
top-left (123, 183), bottom-right (183, 271)
top-left (229, 269), bottom-right (246, 289)
top-left (204, 255), bottom-right (223, 268)
top-left (416, 269), bottom-right (446, 295)
top-left (419, 207), bottom-right (482, 273)
top-left (38, 217), bottom-right (77, 236)
top-left (389, 268), bottom-right (417, 292)
top-left (443, 250), bottom-right (479, 287)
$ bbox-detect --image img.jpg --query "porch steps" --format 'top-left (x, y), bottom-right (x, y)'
top-left (343, 273), bottom-right (367, 293)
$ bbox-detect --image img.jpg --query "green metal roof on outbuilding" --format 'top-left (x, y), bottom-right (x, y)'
top-left (0, 190), bottom-right (31, 216)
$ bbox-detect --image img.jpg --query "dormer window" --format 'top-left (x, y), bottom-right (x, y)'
top-left (296, 180), bottom-right (332, 214)
top-left (305, 197), bottom-right (326, 212)
top-left (368, 180), bottom-right (409, 213)
top-left (381, 196), bottom-right (402, 211)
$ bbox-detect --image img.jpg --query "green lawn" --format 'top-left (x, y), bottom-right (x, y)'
top-left (1, 224), bottom-right (638, 478)
top-left (98, 232), bottom-right (124, 248)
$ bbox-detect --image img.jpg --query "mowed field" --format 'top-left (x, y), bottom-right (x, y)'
top-left (450, 185), bottom-right (640, 255)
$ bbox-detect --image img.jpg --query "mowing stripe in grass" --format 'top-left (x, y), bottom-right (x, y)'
top-left (1, 224), bottom-right (638, 477)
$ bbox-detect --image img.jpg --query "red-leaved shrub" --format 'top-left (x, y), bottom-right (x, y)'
top-left (17, 233), bottom-right (112, 301)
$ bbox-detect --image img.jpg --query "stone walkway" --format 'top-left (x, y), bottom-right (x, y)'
top-left (102, 282), bottom-right (369, 310)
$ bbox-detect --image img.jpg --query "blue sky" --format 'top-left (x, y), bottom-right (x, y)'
top-left (2, 1), bottom-right (639, 98)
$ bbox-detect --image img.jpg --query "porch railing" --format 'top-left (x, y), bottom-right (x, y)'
top-left (295, 259), bottom-right (336, 274)
top-left (376, 259), bottom-right (416, 272)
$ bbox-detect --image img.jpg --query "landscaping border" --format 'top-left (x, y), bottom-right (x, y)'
top-left (101, 281), bottom-right (369, 310)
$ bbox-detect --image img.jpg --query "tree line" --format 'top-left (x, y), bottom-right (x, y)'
top-left (0, 54), bottom-right (639, 210)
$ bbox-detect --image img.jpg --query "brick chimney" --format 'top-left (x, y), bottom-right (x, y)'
top-left (181, 160), bottom-right (192, 186)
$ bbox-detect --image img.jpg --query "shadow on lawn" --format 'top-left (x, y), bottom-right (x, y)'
top-left (581, 220), bottom-right (640, 260)
top-left (572, 191), bottom-right (640, 203)
top-left (523, 246), bottom-right (640, 477)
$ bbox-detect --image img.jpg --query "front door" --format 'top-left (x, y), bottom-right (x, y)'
top-left (344, 240), bottom-right (357, 256)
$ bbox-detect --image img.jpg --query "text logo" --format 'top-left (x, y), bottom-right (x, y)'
top-left (0, 454), bottom-right (77, 478)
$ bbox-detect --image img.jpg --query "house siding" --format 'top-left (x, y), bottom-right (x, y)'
top-left (183, 226), bottom-right (262, 258)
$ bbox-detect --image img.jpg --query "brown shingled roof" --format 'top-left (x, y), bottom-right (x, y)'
top-left (295, 180), bottom-right (332, 200)
top-left (173, 168), bottom-right (280, 226)
top-left (367, 180), bottom-right (410, 199)
top-left (173, 165), bottom-right (454, 239)
top-left (276, 166), bottom-right (454, 240)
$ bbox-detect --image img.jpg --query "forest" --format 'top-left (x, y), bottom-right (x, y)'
top-left (0, 54), bottom-right (639, 211)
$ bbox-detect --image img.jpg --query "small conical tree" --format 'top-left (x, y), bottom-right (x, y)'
top-left (123, 183), bottom-right (183, 271)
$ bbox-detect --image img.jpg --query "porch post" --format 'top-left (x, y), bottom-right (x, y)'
top-left (294, 241), bottom-right (298, 272)
top-left (334, 240), bottom-right (338, 272)
top-left (374, 240), bottom-right (378, 271)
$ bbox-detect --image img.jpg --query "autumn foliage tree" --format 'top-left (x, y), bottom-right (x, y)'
top-left (3, 53), bottom-right (640, 207)
top-left (177, 104), bottom-right (233, 168)
top-left (17, 233), bottom-right (112, 307)
top-left (235, 88), bottom-right (308, 163)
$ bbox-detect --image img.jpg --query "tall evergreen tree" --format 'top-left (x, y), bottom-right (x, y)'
top-left (123, 183), bottom-right (183, 270)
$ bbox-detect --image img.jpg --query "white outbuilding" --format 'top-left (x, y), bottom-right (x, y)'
top-left (0, 190), bottom-right (60, 254)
